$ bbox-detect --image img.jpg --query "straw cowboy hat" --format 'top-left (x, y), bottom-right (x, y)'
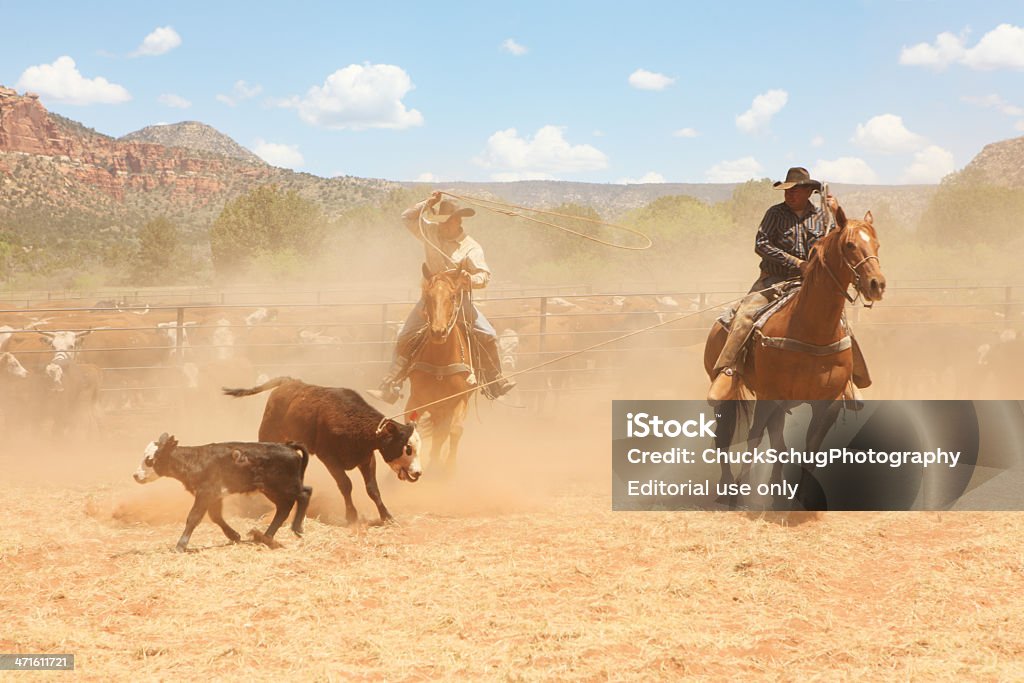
top-left (773, 167), bottom-right (822, 191)
top-left (435, 199), bottom-right (476, 220)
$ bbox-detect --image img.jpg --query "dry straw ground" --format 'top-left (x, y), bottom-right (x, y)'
top-left (2, 393), bottom-right (1024, 682)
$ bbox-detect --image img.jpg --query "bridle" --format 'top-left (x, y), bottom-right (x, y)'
top-left (425, 271), bottom-right (467, 340)
top-left (820, 227), bottom-right (881, 308)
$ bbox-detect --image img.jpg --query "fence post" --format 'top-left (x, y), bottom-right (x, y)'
top-left (175, 306), bottom-right (185, 364)
top-left (380, 302), bottom-right (390, 362)
top-left (538, 296), bottom-right (548, 356)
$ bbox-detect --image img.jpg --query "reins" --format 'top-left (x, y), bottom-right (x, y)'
top-left (819, 238), bottom-right (880, 308)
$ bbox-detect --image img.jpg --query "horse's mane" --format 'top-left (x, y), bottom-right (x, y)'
top-left (805, 206), bottom-right (851, 274)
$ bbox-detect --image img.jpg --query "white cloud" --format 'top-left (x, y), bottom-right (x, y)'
top-left (813, 157), bottom-right (879, 184)
top-left (501, 39), bottom-right (528, 56)
top-left (284, 64), bottom-right (423, 130)
top-left (217, 80), bottom-right (263, 107)
top-left (628, 69), bottom-right (675, 91)
top-left (475, 125), bottom-right (608, 178)
top-left (962, 94), bottom-right (1024, 117)
top-left (132, 26), bottom-right (182, 57)
top-left (736, 89), bottom-right (787, 134)
top-left (901, 145), bottom-right (956, 183)
top-left (592, 129), bottom-right (606, 137)
top-left (16, 56), bottom-right (131, 105)
top-left (1016, 120), bottom-right (1024, 132)
top-left (705, 157), bottom-right (764, 183)
top-left (618, 172), bottom-right (665, 184)
top-left (901, 24), bottom-right (1024, 71)
top-left (672, 127), bottom-right (698, 138)
top-left (963, 24), bottom-right (1024, 70)
top-left (415, 172), bottom-right (438, 182)
top-left (251, 139), bottom-right (304, 168)
top-left (899, 31), bottom-right (967, 70)
top-left (158, 93), bottom-right (191, 109)
top-left (852, 114), bottom-right (927, 153)
top-left (811, 135), bottom-right (825, 147)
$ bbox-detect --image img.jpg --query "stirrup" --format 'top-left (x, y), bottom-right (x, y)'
top-left (367, 382), bottom-right (402, 405)
top-left (843, 383), bottom-right (865, 411)
top-left (707, 368), bottom-right (738, 405)
top-left (481, 376), bottom-right (516, 400)
top-left (491, 377), bottom-right (516, 398)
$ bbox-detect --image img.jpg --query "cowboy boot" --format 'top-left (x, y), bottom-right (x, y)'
top-left (707, 368), bottom-right (738, 404)
top-left (708, 290), bottom-right (768, 405)
top-left (476, 333), bottom-right (516, 399)
top-left (367, 357), bottom-right (411, 404)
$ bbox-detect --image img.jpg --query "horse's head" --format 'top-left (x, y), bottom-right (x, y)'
top-left (421, 262), bottom-right (471, 343)
top-left (813, 209), bottom-right (886, 303)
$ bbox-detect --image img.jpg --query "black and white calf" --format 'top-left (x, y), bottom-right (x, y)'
top-left (133, 433), bottom-right (313, 552)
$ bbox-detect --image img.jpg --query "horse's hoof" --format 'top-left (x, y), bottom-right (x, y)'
top-left (715, 494), bottom-right (739, 509)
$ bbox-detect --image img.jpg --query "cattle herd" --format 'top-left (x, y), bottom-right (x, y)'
top-left (1, 286), bottom-right (1021, 549)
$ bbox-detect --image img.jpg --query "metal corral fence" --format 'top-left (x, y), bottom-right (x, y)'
top-left (2, 283), bottom-right (1022, 413)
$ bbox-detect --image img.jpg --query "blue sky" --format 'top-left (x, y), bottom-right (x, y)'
top-left (2, 2), bottom-right (1022, 185)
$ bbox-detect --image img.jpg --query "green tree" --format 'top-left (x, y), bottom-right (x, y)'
top-left (209, 184), bottom-right (327, 275)
top-left (918, 169), bottom-right (1024, 245)
top-left (722, 178), bottom-right (775, 230)
top-left (624, 194), bottom-right (734, 244)
top-left (133, 216), bottom-right (182, 284)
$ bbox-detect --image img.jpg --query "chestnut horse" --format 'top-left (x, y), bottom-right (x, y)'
top-left (406, 265), bottom-right (476, 474)
top-left (703, 208), bottom-right (886, 507)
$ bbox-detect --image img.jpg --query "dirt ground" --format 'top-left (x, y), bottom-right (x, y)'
top-left (2, 378), bottom-right (1024, 682)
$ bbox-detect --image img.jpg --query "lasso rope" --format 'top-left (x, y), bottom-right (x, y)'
top-left (439, 191), bottom-right (652, 251)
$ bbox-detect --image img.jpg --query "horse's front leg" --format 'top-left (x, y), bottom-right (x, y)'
top-left (445, 396), bottom-right (470, 474)
top-left (765, 404), bottom-right (789, 488)
top-left (742, 400), bottom-right (782, 487)
top-left (793, 400), bottom-right (843, 510)
top-left (713, 401), bottom-right (738, 505)
top-left (428, 406), bottom-right (454, 476)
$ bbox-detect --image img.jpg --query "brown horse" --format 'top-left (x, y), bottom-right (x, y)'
top-left (703, 208), bottom-right (886, 507)
top-left (406, 265), bottom-right (476, 474)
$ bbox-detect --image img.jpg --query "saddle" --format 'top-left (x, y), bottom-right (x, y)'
top-left (406, 322), bottom-right (475, 379)
top-left (405, 324), bottom-right (508, 400)
top-left (718, 281), bottom-right (854, 358)
top-left (717, 281), bottom-right (801, 333)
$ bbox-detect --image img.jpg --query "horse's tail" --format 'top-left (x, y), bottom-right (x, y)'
top-left (222, 377), bottom-right (291, 398)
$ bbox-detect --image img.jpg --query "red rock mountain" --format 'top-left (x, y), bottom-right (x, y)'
top-left (0, 86), bottom-right (396, 237)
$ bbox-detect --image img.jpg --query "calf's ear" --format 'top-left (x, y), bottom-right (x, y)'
top-left (157, 433), bottom-right (169, 445)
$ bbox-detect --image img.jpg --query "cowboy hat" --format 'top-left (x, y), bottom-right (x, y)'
top-left (773, 167), bottom-right (822, 191)
top-left (435, 199), bottom-right (476, 220)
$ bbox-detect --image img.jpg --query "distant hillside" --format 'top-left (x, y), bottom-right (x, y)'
top-left (953, 135), bottom-right (1024, 187)
top-left (407, 180), bottom-right (935, 228)
top-left (119, 121), bottom-right (263, 164)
